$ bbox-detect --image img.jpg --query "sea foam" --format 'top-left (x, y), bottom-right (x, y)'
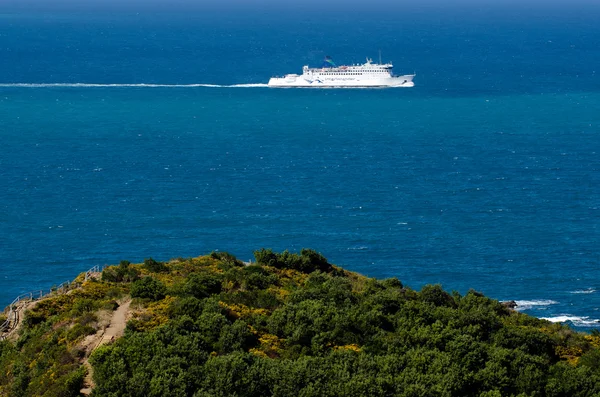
top-left (570, 288), bottom-right (596, 294)
top-left (0, 83), bottom-right (269, 88)
top-left (513, 300), bottom-right (558, 311)
top-left (540, 315), bottom-right (600, 327)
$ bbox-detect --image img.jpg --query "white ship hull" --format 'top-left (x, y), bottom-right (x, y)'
top-left (268, 57), bottom-right (415, 88)
top-left (268, 74), bottom-right (415, 88)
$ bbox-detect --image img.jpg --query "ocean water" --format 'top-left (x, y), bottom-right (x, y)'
top-left (1, 3), bottom-right (599, 329)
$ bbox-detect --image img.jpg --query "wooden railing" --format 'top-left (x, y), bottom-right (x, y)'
top-left (1, 264), bottom-right (105, 340)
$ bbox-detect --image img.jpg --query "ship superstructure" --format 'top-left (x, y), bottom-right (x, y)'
top-left (268, 56), bottom-right (415, 88)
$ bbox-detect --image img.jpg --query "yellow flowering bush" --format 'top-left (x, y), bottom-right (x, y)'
top-left (218, 302), bottom-right (269, 319)
top-left (333, 344), bottom-right (362, 352)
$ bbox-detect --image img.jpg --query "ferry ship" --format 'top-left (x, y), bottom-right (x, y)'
top-left (268, 56), bottom-right (415, 88)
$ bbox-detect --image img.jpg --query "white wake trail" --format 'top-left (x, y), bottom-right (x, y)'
top-left (0, 83), bottom-right (269, 88)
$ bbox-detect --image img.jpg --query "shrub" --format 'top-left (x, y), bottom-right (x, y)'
top-left (105, 288), bottom-right (123, 300)
top-left (102, 300), bottom-right (120, 311)
top-left (36, 365), bottom-right (86, 397)
top-left (117, 260), bottom-right (140, 281)
top-left (101, 268), bottom-right (119, 282)
top-left (253, 248), bottom-right (280, 268)
top-left (22, 311), bottom-right (46, 329)
top-left (219, 320), bottom-right (258, 353)
top-left (143, 258), bottom-right (168, 273)
top-left (102, 260), bottom-right (139, 283)
top-left (242, 266), bottom-right (278, 291)
top-left (130, 277), bottom-right (167, 301)
top-left (168, 296), bottom-right (205, 319)
top-left (183, 272), bottom-right (223, 298)
top-left (79, 312), bottom-right (97, 327)
top-left (420, 284), bottom-right (456, 308)
top-left (66, 323), bottom-right (96, 342)
top-left (210, 251), bottom-right (244, 267)
top-left (579, 348), bottom-right (600, 370)
top-left (381, 277), bottom-right (403, 290)
top-left (71, 298), bottom-right (97, 316)
top-left (253, 248), bottom-right (332, 273)
top-left (300, 248), bottom-right (332, 273)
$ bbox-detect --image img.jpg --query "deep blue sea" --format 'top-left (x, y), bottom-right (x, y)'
top-left (1, 2), bottom-right (599, 329)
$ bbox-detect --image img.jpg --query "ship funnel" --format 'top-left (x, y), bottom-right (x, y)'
top-left (322, 56), bottom-right (337, 68)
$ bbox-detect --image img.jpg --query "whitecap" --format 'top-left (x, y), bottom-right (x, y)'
top-left (513, 299), bottom-right (558, 310)
top-left (540, 315), bottom-right (600, 327)
top-left (570, 288), bottom-right (596, 294)
top-left (228, 83), bottom-right (269, 88)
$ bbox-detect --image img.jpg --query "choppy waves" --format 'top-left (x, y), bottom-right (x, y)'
top-left (570, 288), bottom-right (596, 294)
top-left (513, 300), bottom-right (558, 310)
top-left (540, 315), bottom-right (600, 327)
top-left (511, 298), bottom-right (600, 327)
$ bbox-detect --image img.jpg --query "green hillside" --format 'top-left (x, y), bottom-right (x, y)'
top-left (1, 250), bottom-right (600, 396)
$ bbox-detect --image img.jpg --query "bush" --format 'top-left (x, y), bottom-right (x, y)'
top-left (143, 258), bottom-right (168, 273)
top-left (300, 248), bottom-right (332, 273)
top-left (22, 311), bottom-right (46, 329)
top-left (381, 277), bottom-right (403, 290)
top-left (242, 266), bottom-right (278, 291)
top-left (102, 300), bottom-right (120, 311)
top-left (101, 268), bottom-right (118, 282)
top-left (579, 348), bottom-right (600, 370)
top-left (66, 323), bottom-right (96, 342)
top-left (219, 320), bottom-right (257, 353)
top-left (105, 287), bottom-right (124, 300)
top-left (79, 312), bottom-right (97, 327)
top-left (37, 365), bottom-right (86, 397)
top-left (130, 277), bottom-right (167, 301)
top-left (420, 284), bottom-right (456, 308)
top-left (168, 296), bottom-right (205, 319)
top-left (253, 248), bottom-right (332, 274)
top-left (71, 298), bottom-right (97, 316)
top-left (210, 251), bottom-right (244, 267)
top-left (102, 260), bottom-right (140, 283)
top-left (183, 272), bottom-right (223, 298)
top-left (253, 248), bottom-right (279, 268)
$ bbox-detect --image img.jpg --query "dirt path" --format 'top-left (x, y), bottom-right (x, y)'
top-left (80, 298), bottom-right (131, 396)
top-left (98, 299), bottom-right (131, 345)
top-left (2, 300), bottom-right (39, 342)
